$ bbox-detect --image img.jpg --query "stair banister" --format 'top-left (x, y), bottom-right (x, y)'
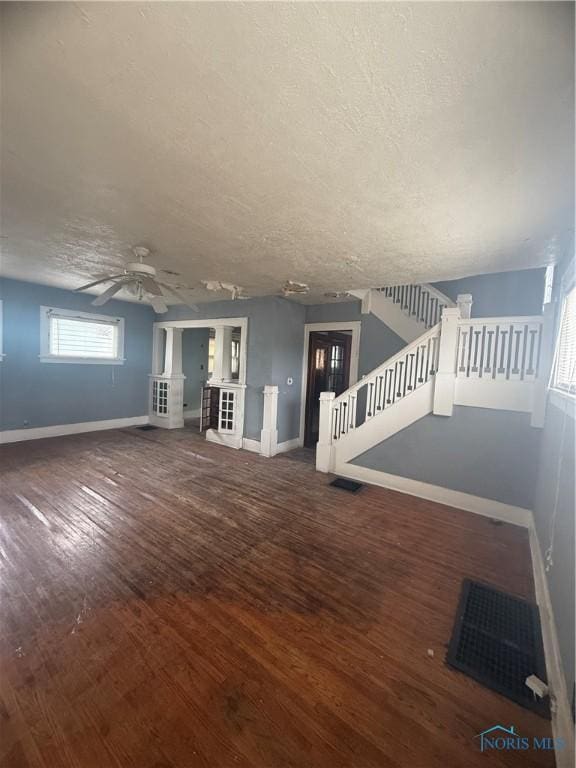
top-left (331, 323), bottom-right (441, 406)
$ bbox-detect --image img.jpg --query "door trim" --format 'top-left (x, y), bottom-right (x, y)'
top-left (298, 321), bottom-right (361, 447)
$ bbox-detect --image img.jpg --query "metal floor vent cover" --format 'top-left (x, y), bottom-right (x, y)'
top-left (446, 579), bottom-right (549, 718)
top-left (330, 477), bottom-right (363, 493)
top-left (136, 425), bottom-right (159, 431)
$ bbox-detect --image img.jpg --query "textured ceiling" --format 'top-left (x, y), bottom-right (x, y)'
top-left (1, 2), bottom-right (574, 305)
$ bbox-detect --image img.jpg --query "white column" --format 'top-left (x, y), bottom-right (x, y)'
top-left (161, 327), bottom-right (185, 429)
top-left (433, 307), bottom-right (461, 417)
top-left (151, 327), bottom-right (165, 375)
top-left (457, 293), bottom-right (473, 319)
top-left (316, 391), bottom-right (335, 473)
top-left (260, 385), bottom-right (279, 457)
top-left (531, 303), bottom-right (555, 428)
top-left (212, 326), bottom-right (233, 382)
top-left (163, 327), bottom-right (184, 376)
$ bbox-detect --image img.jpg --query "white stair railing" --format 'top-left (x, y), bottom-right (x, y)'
top-left (378, 283), bottom-right (455, 329)
top-left (456, 316), bottom-right (543, 382)
top-left (316, 303), bottom-right (548, 473)
top-left (330, 323), bottom-right (441, 442)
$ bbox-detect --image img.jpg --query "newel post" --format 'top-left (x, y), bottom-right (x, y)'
top-left (260, 385), bottom-right (279, 457)
top-left (457, 293), bottom-right (473, 319)
top-left (316, 391), bottom-right (335, 473)
top-left (433, 307), bottom-right (461, 417)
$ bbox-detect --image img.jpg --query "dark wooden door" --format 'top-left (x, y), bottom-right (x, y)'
top-left (304, 332), bottom-right (352, 447)
top-left (200, 386), bottom-right (220, 432)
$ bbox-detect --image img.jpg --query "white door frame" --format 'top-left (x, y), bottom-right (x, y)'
top-left (298, 321), bottom-right (361, 446)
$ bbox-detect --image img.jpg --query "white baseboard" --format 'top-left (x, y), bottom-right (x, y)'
top-left (0, 416), bottom-right (149, 445)
top-left (242, 437), bottom-right (261, 454)
top-left (205, 429), bottom-right (242, 449)
top-left (335, 462), bottom-right (532, 528)
top-left (276, 437), bottom-right (303, 454)
top-left (241, 436), bottom-right (302, 456)
top-left (529, 525), bottom-right (575, 767)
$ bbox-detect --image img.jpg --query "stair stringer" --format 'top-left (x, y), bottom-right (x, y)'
top-left (349, 289), bottom-right (422, 343)
top-left (332, 379), bottom-right (435, 467)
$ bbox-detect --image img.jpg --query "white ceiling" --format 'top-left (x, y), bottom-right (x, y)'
top-left (1, 2), bottom-right (573, 305)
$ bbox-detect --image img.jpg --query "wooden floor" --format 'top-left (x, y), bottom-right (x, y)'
top-left (0, 427), bottom-right (553, 768)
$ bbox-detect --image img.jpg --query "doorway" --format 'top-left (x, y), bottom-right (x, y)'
top-left (304, 331), bottom-right (352, 447)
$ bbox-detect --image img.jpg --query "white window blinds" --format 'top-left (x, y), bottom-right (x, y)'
top-left (554, 285), bottom-right (576, 394)
top-left (49, 315), bottom-right (119, 359)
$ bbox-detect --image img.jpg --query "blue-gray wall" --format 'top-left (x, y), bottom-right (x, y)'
top-left (532, 256), bottom-right (575, 701)
top-left (352, 406), bottom-right (541, 509)
top-left (165, 297), bottom-right (306, 442)
top-left (0, 278), bottom-right (155, 430)
top-left (304, 300), bottom-right (405, 377)
top-left (182, 328), bottom-right (210, 412)
top-left (434, 267), bottom-right (545, 318)
top-left (0, 280), bottom-right (307, 442)
top-left (533, 400), bottom-right (575, 699)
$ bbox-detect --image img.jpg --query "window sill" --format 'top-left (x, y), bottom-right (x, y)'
top-left (39, 355), bottom-right (125, 366)
top-left (549, 388), bottom-right (576, 419)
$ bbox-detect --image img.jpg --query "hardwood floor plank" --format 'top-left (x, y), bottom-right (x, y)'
top-left (0, 427), bottom-right (554, 767)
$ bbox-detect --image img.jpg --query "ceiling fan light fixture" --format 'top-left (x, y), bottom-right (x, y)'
top-left (76, 245), bottom-right (198, 312)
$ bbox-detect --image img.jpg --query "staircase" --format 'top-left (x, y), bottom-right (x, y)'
top-left (350, 283), bottom-right (458, 342)
top-left (316, 298), bottom-right (550, 476)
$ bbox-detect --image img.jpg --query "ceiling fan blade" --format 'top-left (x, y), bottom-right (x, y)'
top-left (158, 283), bottom-right (199, 311)
top-left (150, 296), bottom-right (168, 314)
top-left (91, 281), bottom-right (127, 306)
top-left (75, 274), bottom-right (125, 292)
top-left (140, 275), bottom-right (162, 296)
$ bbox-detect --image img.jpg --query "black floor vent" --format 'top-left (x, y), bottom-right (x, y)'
top-left (136, 425), bottom-right (159, 431)
top-left (447, 579), bottom-right (549, 718)
top-left (329, 477), bottom-right (363, 493)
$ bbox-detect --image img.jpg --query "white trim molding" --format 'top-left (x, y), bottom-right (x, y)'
top-left (153, 316), bottom-right (248, 387)
top-left (242, 437), bottom-right (262, 454)
top-left (332, 462), bottom-right (533, 528)
top-left (241, 435), bottom-right (301, 456)
top-left (276, 436), bottom-right (302, 454)
top-left (298, 321), bottom-right (361, 446)
top-left (529, 525), bottom-right (575, 768)
top-left (205, 428), bottom-right (243, 450)
top-left (0, 416), bottom-right (149, 445)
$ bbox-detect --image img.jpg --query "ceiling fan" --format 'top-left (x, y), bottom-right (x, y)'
top-left (75, 247), bottom-right (198, 314)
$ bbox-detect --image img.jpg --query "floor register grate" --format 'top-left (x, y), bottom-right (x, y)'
top-left (329, 477), bottom-right (363, 493)
top-left (446, 579), bottom-right (549, 718)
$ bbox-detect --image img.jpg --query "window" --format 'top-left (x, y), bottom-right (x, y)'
top-left (553, 285), bottom-right (576, 395)
top-left (40, 307), bottom-right (125, 364)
